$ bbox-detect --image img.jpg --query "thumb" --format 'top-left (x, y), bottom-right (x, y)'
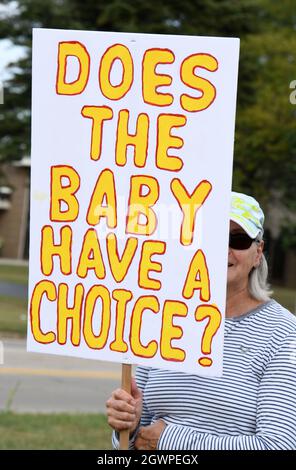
top-left (131, 377), bottom-right (142, 401)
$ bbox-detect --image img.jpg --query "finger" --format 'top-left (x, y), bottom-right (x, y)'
top-left (148, 439), bottom-right (158, 450)
top-left (137, 426), bottom-right (150, 438)
top-left (135, 436), bottom-right (147, 450)
top-left (106, 398), bottom-right (136, 414)
top-left (107, 408), bottom-right (136, 423)
top-left (112, 388), bottom-right (136, 404)
top-left (107, 417), bottom-right (133, 432)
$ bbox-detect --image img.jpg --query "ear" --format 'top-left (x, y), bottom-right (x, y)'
top-left (254, 240), bottom-right (264, 267)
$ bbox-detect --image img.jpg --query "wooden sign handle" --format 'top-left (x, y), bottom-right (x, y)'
top-left (119, 363), bottom-right (132, 450)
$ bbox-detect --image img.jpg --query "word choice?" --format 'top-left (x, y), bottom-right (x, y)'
top-left (30, 281), bottom-right (221, 363)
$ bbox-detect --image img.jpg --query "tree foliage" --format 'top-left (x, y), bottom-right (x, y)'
top-left (0, 0), bottom-right (295, 211)
top-left (235, 31), bottom-right (296, 209)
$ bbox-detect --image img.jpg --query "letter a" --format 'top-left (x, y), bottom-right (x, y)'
top-left (87, 169), bottom-right (117, 227)
top-left (182, 249), bottom-right (210, 301)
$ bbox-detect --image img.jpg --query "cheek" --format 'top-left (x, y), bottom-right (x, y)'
top-left (234, 251), bottom-right (256, 271)
top-left (245, 250), bottom-right (259, 272)
top-left (232, 251), bottom-right (245, 264)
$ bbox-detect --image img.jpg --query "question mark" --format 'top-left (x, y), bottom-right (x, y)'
top-left (195, 304), bottom-right (222, 367)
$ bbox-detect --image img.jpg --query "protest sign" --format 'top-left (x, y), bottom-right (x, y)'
top-left (28, 28), bottom-right (239, 377)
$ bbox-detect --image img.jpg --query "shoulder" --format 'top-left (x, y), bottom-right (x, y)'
top-left (236, 300), bottom-right (296, 353)
top-left (237, 301), bottom-right (296, 368)
top-left (260, 300), bottom-right (296, 336)
top-left (255, 300), bottom-right (296, 360)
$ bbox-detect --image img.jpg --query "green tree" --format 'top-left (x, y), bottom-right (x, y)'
top-left (0, 0), bottom-right (73, 163)
top-left (234, 30), bottom-right (296, 209)
top-left (0, 0), bottom-right (260, 164)
top-left (0, 0), bottom-right (295, 212)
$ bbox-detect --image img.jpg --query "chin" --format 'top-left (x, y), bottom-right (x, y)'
top-left (227, 270), bottom-right (236, 286)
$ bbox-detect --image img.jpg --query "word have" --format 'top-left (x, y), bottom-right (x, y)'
top-left (41, 226), bottom-right (210, 300)
top-left (50, 166), bottom-right (212, 246)
top-left (56, 42), bottom-right (218, 112)
top-left (30, 281), bottom-right (220, 363)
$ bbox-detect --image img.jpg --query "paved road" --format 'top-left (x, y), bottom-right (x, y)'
top-left (0, 337), bottom-right (126, 413)
top-left (0, 282), bottom-right (27, 299)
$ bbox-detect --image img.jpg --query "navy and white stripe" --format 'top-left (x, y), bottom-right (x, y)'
top-left (113, 300), bottom-right (296, 450)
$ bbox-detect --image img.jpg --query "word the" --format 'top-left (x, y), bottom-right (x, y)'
top-left (81, 107), bottom-right (187, 170)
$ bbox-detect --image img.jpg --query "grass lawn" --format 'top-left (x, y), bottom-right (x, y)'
top-left (272, 286), bottom-right (296, 314)
top-left (0, 265), bottom-right (28, 285)
top-left (0, 412), bottom-right (112, 450)
top-left (0, 295), bottom-right (27, 336)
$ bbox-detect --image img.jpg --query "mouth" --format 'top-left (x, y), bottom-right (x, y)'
top-left (228, 263), bottom-right (234, 267)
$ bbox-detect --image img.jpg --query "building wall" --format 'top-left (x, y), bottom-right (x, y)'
top-left (0, 164), bottom-right (30, 259)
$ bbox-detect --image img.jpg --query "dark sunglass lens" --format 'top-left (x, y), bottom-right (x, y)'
top-left (229, 233), bottom-right (253, 250)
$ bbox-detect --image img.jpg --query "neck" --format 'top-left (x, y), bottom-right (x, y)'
top-left (226, 285), bottom-right (261, 318)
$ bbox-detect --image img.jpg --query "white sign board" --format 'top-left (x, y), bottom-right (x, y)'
top-left (28, 28), bottom-right (240, 376)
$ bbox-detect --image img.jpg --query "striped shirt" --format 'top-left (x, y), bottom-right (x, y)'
top-left (112, 300), bottom-right (296, 450)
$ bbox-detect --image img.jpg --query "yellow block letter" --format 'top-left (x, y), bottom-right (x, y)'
top-left (50, 166), bottom-right (80, 222)
top-left (142, 48), bottom-right (174, 106)
top-left (130, 296), bottom-right (159, 358)
top-left (139, 240), bottom-right (166, 290)
top-left (77, 229), bottom-right (106, 279)
top-left (160, 300), bottom-right (187, 362)
top-left (81, 106), bottom-right (113, 161)
top-left (171, 179), bottom-right (212, 245)
top-left (180, 53), bottom-right (218, 112)
top-left (156, 114), bottom-right (186, 171)
top-left (87, 169), bottom-right (117, 227)
top-left (106, 233), bottom-right (138, 283)
top-left (115, 110), bottom-right (149, 167)
top-left (110, 289), bottom-right (133, 353)
top-left (126, 176), bottom-right (159, 236)
top-left (56, 41), bottom-right (90, 95)
top-left (99, 44), bottom-right (133, 100)
top-left (83, 285), bottom-right (111, 349)
top-left (182, 249), bottom-right (210, 301)
top-left (30, 280), bottom-right (56, 344)
top-left (41, 225), bottom-right (72, 276)
top-left (57, 283), bottom-right (84, 346)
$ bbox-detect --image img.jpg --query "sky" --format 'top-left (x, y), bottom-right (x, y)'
top-left (0, 2), bottom-right (25, 80)
top-left (0, 39), bottom-right (25, 80)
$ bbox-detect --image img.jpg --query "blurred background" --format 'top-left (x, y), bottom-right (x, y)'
top-left (0, 0), bottom-right (295, 450)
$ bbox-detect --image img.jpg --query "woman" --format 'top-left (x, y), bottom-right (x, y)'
top-left (106, 192), bottom-right (296, 450)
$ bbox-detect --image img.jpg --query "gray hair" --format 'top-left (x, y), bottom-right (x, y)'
top-left (248, 233), bottom-right (273, 301)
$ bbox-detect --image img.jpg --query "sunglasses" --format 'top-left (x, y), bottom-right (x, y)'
top-left (229, 232), bottom-right (256, 250)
